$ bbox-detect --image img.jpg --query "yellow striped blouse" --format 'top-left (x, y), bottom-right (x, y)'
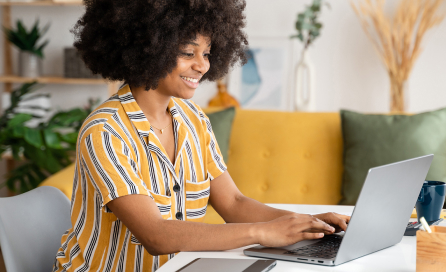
top-left (53, 85), bottom-right (227, 272)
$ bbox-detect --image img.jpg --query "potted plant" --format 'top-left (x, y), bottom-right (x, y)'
top-left (2, 19), bottom-right (50, 77)
top-left (0, 82), bottom-right (97, 194)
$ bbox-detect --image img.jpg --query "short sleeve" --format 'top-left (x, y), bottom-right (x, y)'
top-left (199, 110), bottom-right (228, 180)
top-left (79, 131), bottom-right (150, 211)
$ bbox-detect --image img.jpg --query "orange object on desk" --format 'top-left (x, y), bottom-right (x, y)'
top-left (411, 208), bottom-right (446, 220)
top-left (416, 225), bottom-right (446, 272)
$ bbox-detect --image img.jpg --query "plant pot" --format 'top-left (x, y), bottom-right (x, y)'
top-left (19, 51), bottom-right (43, 78)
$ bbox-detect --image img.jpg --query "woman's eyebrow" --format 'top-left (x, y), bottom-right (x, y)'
top-left (185, 41), bottom-right (212, 48)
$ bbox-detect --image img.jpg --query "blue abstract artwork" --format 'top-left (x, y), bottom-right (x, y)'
top-left (240, 47), bottom-right (284, 109)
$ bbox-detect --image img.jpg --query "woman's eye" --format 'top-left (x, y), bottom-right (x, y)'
top-left (180, 52), bottom-right (194, 58)
top-left (180, 52), bottom-right (211, 59)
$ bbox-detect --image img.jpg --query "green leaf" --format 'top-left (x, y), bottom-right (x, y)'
top-left (30, 164), bottom-right (47, 181)
top-left (310, 29), bottom-right (320, 37)
top-left (301, 22), bottom-right (311, 30)
top-left (60, 132), bottom-right (78, 144)
top-left (17, 20), bottom-right (27, 36)
top-left (44, 129), bottom-right (62, 149)
top-left (7, 113), bottom-right (32, 127)
top-left (23, 144), bottom-right (46, 169)
top-left (3, 161), bottom-right (49, 193)
top-left (24, 127), bottom-right (43, 148)
top-left (311, 5), bottom-right (320, 12)
top-left (295, 21), bottom-right (302, 30)
top-left (11, 144), bottom-right (22, 161)
top-left (13, 126), bottom-right (26, 137)
top-left (37, 39), bottom-right (49, 52)
top-left (304, 9), bottom-right (314, 18)
top-left (4, 19), bottom-right (50, 55)
top-left (43, 149), bottom-right (63, 173)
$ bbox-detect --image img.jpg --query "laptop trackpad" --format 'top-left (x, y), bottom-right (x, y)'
top-left (279, 238), bottom-right (321, 251)
top-left (278, 232), bottom-right (345, 251)
top-left (248, 238), bottom-right (323, 253)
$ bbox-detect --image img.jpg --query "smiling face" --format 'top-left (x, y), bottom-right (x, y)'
top-left (156, 34), bottom-right (211, 99)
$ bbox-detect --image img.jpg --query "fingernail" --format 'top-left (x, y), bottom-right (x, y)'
top-left (330, 227), bottom-right (335, 231)
top-left (318, 233), bottom-right (324, 237)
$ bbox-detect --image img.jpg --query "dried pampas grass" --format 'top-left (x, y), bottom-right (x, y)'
top-left (351, 0), bottom-right (445, 113)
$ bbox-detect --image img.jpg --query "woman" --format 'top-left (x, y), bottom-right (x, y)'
top-left (53, 0), bottom-right (350, 271)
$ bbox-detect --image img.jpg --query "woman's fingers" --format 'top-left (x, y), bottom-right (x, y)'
top-left (313, 212), bottom-right (351, 232)
top-left (328, 213), bottom-right (348, 232)
top-left (299, 231), bottom-right (325, 240)
top-left (300, 217), bottom-right (335, 234)
top-left (256, 213), bottom-right (344, 248)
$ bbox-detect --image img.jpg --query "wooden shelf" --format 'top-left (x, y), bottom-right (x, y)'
top-left (0, 75), bottom-right (108, 85)
top-left (0, 1), bottom-right (82, 6)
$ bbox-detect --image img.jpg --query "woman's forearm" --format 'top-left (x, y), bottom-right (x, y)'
top-left (142, 219), bottom-right (258, 255)
top-left (108, 193), bottom-right (322, 257)
top-left (219, 195), bottom-right (295, 223)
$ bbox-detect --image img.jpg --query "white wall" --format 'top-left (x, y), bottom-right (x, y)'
top-left (243, 0), bottom-right (446, 113)
top-left (0, 0), bottom-right (446, 192)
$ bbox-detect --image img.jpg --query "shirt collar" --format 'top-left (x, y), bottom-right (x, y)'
top-left (118, 84), bottom-right (189, 177)
top-left (118, 84), bottom-right (183, 137)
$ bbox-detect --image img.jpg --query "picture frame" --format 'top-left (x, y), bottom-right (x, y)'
top-left (227, 36), bottom-right (296, 111)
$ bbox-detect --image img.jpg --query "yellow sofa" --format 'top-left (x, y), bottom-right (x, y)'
top-left (40, 109), bottom-right (344, 224)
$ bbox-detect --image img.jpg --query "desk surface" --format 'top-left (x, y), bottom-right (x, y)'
top-left (158, 204), bottom-right (446, 272)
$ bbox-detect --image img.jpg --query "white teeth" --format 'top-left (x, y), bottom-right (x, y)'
top-left (181, 76), bottom-right (199, 83)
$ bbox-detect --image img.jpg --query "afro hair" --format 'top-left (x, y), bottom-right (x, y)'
top-left (71, 0), bottom-right (248, 90)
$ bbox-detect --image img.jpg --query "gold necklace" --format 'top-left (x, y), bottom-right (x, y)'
top-left (151, 122), bottom-right (172, 134)
top-left (151, 110), bottom-right (172, 134)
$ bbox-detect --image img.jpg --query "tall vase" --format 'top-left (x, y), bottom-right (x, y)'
top-left (19, 51), bottom-right (42, 78)
top-left (294, 49), bottom-right (315, 111)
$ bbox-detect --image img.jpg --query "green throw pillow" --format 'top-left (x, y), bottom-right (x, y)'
top-left (206, 107), bottom-right (236, 163)
top-left (340, 108), bottom-right (446, 205)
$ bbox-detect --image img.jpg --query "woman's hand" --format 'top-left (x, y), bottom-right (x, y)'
top-left (253, 214), bottom-right (336, 248)
top-left (313, 212), bottom-right (351, 233)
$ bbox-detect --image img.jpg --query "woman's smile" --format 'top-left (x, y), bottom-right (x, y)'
top-left (180, 75), bottom-right (200, 88)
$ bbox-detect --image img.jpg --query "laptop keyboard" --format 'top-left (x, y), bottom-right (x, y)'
top-left (284, 235), bottom-right (343, 259)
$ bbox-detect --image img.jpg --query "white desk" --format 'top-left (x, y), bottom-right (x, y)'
top-left (158, 204), bottom-right (446, 272)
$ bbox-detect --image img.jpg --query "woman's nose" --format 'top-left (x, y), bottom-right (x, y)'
top-left (192, 55), bottom-right (210, 75)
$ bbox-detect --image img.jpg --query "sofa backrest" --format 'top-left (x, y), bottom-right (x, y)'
top-left (226, 109), bottom-right (343, 205)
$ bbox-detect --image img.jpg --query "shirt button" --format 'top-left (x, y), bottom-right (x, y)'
top-left (176, 212), bottom-right (183, 220)
top-left (173, 184), bottom-right (180, 192)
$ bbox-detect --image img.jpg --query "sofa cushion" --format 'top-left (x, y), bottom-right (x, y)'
top-left (340, 108), bottom-right (446, 205)
top-left (227, 110), bottom-right (343, 205)
top-left (206, 107), bottom-right (236, 163)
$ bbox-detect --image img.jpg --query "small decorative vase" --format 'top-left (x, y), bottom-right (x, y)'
top-left (294, 49), bottom-right (315, 111)
top-left (208, 79), bottom-right (240, 108)
top-left (19, 51), bottom-right (42, 78)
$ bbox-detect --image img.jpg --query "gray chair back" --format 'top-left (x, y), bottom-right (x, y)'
top-left (0, 186), bottom-right (71, 272)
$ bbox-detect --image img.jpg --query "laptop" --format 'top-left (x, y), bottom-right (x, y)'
top-left (244, 155), bottom-right (434, 266)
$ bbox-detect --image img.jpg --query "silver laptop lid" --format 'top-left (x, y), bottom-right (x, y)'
top-left (334, 154), bottom-right (433, 265)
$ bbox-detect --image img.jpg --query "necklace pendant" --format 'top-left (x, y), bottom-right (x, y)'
top-left (160, 129), bottom-right (164, 134)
